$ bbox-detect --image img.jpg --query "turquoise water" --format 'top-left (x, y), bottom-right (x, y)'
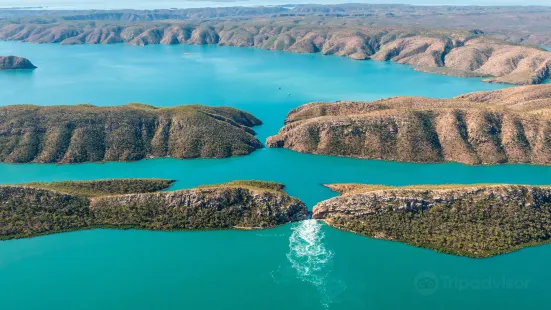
top-left (0, 41), bottom-right (550, 309)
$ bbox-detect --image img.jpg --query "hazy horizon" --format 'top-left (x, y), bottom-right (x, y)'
top-left (2, 0), bottom-right (550, 10)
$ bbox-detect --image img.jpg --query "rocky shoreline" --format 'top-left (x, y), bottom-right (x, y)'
top-left (312, 184), bottom-right (551, 258)
top-left (267, 84), bottom-right (551, 165)
top-left (0, 179), bottom-right (308, 240)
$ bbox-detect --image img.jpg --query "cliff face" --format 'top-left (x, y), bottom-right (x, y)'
top-left (0, 104), bottom-right (262, 163)
top-left (91, 184), bottom-right (307, 230)
top-left (267, 84), bottom-right (551, 165)
top-left (0, 56), bottom-right (36, 70)
top-left (0, 21), bottom-right (550, 84)
top-left (312, 184), bottom-right (551, 257)
top-left (0, 180), bottom-right (307, 240)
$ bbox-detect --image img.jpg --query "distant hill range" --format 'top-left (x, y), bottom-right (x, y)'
top-left (1, 4), bottom-right (550, 84)
top-left (1, 4), bottom-right (550, 45)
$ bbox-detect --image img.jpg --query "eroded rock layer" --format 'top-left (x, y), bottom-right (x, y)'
top-left (267, 84), bottom-right (551, 165)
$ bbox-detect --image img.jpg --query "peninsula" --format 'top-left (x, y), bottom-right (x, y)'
top-left (267, 84), bottom-right (551, 165)
top-left (0, 56), bottom-right (36, 70)
top-left (0, 103), bottom-right (262, 163)
top-left (313, 184), bottom-right (551, 258)
top-left (0, 179), bottom-right (308, 240)
top-left (1, 6), bottom-right (551, 84)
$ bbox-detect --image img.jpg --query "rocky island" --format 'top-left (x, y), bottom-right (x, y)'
top-left (1, 6), bottom-right (551, 84)
top-left (313, 183), bottom-right (551, 258)
top-left (0, 56), bottom-right (36, 70)
top-left (267, 84), bottom-right (551, 165)
top-left (0, 179), bottom-right (307, 240)
top-left (0, 103), bottom-right (263, 163)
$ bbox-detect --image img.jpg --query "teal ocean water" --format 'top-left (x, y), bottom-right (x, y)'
top-left (0, 41), bottom-right (550, 309)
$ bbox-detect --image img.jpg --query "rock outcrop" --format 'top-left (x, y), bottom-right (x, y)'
top-left (313, 184), bottom-right (551, 257)
top-left (267, 84), bottom-right (551, 165)
top-left (0, 20), bottom-right (550, 84)
top-left (0, 56), bottom-right (36, 70)
top-left (0, 179), bottom-right (307, 240)
top-left (0, 103), bottom-right (263, 163)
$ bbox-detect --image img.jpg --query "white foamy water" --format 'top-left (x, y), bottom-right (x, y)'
top-left (287, 220), bottom-right (333, 285)
top-left (287, 219), bottom-right (342, 307)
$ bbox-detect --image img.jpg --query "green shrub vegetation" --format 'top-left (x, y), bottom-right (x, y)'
top-left (0, 186), bottom-right (91, 239)
top-left (197, 180), bottom-right (286, 193)
top-left (0, 104), bottom-right (263, 163)
top-left (316, 185), bottom-right (551, 258)
top-left (24, 179), bottom-right (175, 197)
top-left (0, 179), bottom-right (307, 240)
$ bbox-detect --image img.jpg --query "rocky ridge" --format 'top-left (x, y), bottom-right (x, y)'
top-left (0, 179), bottom-right (307, 240)
top-left (0, 103), bottom-right (263, 163)
top-left (313, 184), bottom-right (551, 257)
top-left (3, 5), bottom-right (551, 46)
top-left (267, 84), bottom-right (551, 165)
